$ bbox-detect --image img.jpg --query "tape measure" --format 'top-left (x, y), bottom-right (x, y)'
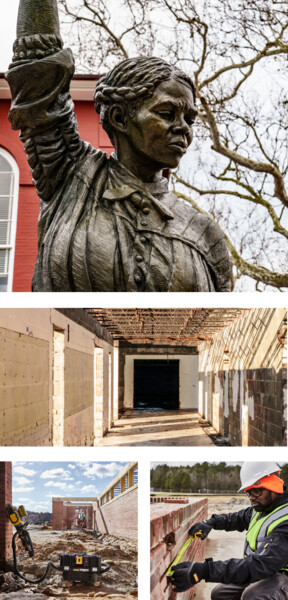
top-left (166, 531), bottom-right (202, 577)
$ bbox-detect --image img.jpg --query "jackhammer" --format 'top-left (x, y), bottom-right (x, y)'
top-left (6, 504), bottom-right (110, 585)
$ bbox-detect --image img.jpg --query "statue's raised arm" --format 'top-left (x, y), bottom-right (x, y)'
top-left (6, 1), bottom-right (232, 292)
top-left (16, 0), bottom-right (60, 37)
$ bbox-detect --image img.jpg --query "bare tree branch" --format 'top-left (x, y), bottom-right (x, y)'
top-left (199, 95), bottom-right (288, 207)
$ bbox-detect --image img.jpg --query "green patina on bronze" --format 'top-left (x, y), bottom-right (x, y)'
top-left (6, 0), bottom-right (232, 292)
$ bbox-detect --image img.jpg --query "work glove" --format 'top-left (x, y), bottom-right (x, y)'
top-left (170, 561), bottom-right (207, 592)
top-left (188, 520), bottom-right (212, 540)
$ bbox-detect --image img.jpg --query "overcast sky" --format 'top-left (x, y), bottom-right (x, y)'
top-left (12, 461), bottom-right (126, 513)
top-left (0, 0), bottom-right (18, 72)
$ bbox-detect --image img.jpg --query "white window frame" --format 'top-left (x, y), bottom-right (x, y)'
top-left (0, 147), bottom-right (19, 292)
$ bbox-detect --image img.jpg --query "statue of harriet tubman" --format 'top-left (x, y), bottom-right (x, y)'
top-left (6, 0), bottom-right (232, 292)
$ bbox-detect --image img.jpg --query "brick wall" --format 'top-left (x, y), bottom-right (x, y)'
top-left (52, 499), bottom-right (64, 530)
top-left (0, 90), bottom-right (113, 292)
top-left (52, 489), bottom-right (137, 538)
top-left (52, 500), bottom-right (93, 530)
top-left (150, 497), bottom-right (208, 600)
top-left (227, 366), bottom-right (286, 445)
top-left (65, 504), bottom-right (93, 529)
top-left (95, 486), bottom-right (138, 540)
top-left (198, 308), bottom-right (287, 446)
top-left (0, 462), bottom-right (13, 569)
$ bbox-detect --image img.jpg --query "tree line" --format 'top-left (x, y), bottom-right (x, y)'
top-left (151, 463), bottom-right (288, 493)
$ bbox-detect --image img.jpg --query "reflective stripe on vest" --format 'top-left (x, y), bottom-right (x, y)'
top-left (244, 502), bottom-right (288, 571)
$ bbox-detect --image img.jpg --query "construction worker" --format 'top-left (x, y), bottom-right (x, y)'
top-left (171, 462), bottom-right (288, 599)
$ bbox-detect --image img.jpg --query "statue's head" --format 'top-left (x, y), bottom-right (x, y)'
top-left (94, 57), bottom-right (197, 173)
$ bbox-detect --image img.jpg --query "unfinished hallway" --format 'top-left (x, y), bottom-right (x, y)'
top-left (0, 308), bottom-right (286, 446)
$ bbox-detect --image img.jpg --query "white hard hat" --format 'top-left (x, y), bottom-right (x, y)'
top-left (238, 461), bottom-right (281, 492)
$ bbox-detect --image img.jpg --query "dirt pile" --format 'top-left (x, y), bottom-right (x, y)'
top-left (0, 529), bottom-right (137, 600)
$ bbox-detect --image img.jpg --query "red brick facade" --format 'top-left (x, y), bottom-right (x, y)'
top-left (95, 487), bottom-right (138, 540)
top-left (150, 497), bottom-right (208, 600)
top-left (52, 486), bottom-right (138, 541)
top-left (52, 499), bottom-right (93, 530)
top-left (0, 78), bottom-right (113, 291)
top-left (0, 462), bottom-right (13, 569)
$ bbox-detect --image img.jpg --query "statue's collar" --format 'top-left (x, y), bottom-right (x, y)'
top-left (102, 154), bottom-right (173, 220)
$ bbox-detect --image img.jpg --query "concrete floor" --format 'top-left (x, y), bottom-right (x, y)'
top-left (96, 410), bottom-right (216, 446)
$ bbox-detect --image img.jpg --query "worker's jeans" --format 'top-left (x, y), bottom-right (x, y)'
top-left (211, 573), bottom-right (288, 599)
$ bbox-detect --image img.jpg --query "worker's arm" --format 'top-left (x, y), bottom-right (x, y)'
top-left (209, 507), bottom-right (253, 532)
top-left (171, 527), bottom-right (288, 591)
top-left (16, 0), bottom-right (60, 37)
top-left (205, 527), bottom-right (288, 585)
top-left (189, 507), bottom-right (252, 539)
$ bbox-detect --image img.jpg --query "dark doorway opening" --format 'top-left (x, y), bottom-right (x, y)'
top-left (134, 359), bottom-right (179, 410)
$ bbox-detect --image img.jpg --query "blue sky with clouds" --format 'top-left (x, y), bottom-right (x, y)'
top-left (12, 462), bottom-right (126, 513)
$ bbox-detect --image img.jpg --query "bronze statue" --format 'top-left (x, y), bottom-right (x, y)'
top-left (7, 0), bottom-right (231, 292)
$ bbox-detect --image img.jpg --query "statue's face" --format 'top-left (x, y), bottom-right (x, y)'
top-left (126, 78), bottom-right (197, 171)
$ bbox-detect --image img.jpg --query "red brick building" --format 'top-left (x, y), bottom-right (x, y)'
top-left (52, 463), bottom-right (138, 540)
top-left (0, 74), bottom-right (113, 292)
top-left (52, 499), bottom-right (94, 530)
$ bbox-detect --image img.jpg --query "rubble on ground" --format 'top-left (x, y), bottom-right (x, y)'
top-left (0, 529), bottom-right (137, 600)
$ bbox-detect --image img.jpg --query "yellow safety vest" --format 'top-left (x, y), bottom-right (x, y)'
top-left (244, 502), bottom-right (288, 572)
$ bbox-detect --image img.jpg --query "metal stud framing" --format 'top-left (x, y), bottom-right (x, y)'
top-left (85, 308), bottom-right (250, 346)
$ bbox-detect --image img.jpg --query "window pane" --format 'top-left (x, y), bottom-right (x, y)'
top-left (133, 468), bottom-right (138, 485)
top-left (0, 150), bottom-right (18, 291)
top-left (0, 172), bottom-right (14, 196)
top-left (0, 275), bottom-right (8, 292)
top-left (114, 483), bottom-right (121, 497)
top-left (0, 222), bottom-right (10, 245)
top-left (0, 155), bottom-right (12, 173)
top-left (0, 197), bottom-right (10, 220)
top-left (0, 249), bottom-right (9, 274)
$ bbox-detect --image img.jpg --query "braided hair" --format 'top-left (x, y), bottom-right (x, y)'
top-left (94, 56), bottom-right (196, 145)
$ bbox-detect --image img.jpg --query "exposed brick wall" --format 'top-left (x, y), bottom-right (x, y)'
top-left (198, 308), bottom-right (287, 446)
top-left (151, 497), bottom-right (190, 504)
top-left (0, 462), bottom-right (13, 569)
top-left (227, 366), bottom-right (286, 446)
top-left (150, 497), bottom-right (208, 600)
top-left (95, 486), bottom-right (138, 540)
top-left (52, 499), bottom-right (64, 530)
top-left (65, 504), bottom-right (93, 529)
top-left (52, 500), bottom-right (93, 530)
